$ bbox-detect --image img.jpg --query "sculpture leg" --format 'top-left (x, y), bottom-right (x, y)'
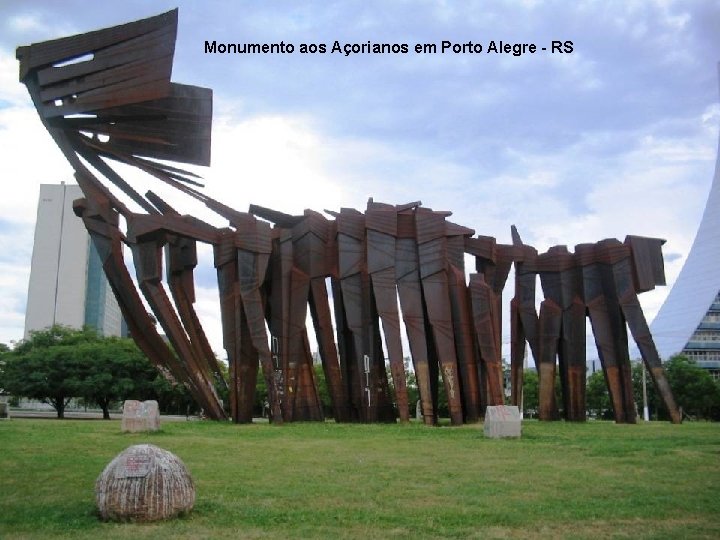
top-left (340, 273), bottom-right (377, 422)
top-left (396, 239), bottom-right (435, 425)
top-left (538, 299), bottom-right (562, 421)
top-left (236, 305), bottom-right (260, 422)
top-left (294, 332), bottom-right (324, 421)
top-left (560, 299), bottom-right (587, 421)
top-left (371, 267), bottom-right (410, 422)
top-left (82, 214), bottom-right (214, 418)
top-left (585, 298), bottom-right (630, 423)
top-left (510, 297), bottom-right (525, 409)
top-left (469, 274), bottom-right (504, 407)
top-left (286, 267), bottom-right (312, 420)
top-left (332, 278), bottom-right (361, 421)
top-left (132, 241), bottom-right (225, 420)
top-left (618, 291), bottom-right (681, 423)
top-left (421, 272), bottom-right (464, 425)
top-left (372, 306), bottom-right (397, 423)
top-left (236, 250), bottom-right (283, 424)
top-left (167, 241), bottom-right (227, 390)
top-left (399, 297), bottom-right (435, 425)
top-left (309, 277), bottom-right (352, 422)
top-left (598, 263), bottom-right (636, 424)
top-left (216, 248), bottom-right (249, 422)
top-left (448, 266), bottom-right (481, 422)
top-left (266, 232), bottom-right (292, 421)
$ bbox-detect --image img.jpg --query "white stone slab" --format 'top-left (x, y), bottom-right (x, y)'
top-left (484, 405), bottom-right (521, 438)
top-left (121, 400), bottom-right (160, 433)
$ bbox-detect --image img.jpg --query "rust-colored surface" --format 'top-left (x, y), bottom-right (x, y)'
top-left (537, 245), bottom-right (586, 422)
top-left (20, 10), bottom-right (682, 425)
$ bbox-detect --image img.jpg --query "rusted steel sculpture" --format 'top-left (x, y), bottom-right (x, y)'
top-left (537, 246), bottom-right (586, 421)
top-left (508, 228), bottom-right (539, 412)
top-left (19, 10), bottom-right (682, 425)
top-left (395, 206), bottom-right (437, 424)
top-left (365, 200), bottom-right (411, 422)
top-left (249, 205), bottom-right (351, 422)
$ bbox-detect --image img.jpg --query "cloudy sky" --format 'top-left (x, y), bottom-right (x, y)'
top-left (0, 1), bottom-right (718, 360)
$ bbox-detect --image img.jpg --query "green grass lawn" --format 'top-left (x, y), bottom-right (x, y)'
top-left (0, 418), bottom-right (718, 539)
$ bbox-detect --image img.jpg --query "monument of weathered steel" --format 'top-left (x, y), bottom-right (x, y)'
top-left (17, 10), bottom-right (681, 425)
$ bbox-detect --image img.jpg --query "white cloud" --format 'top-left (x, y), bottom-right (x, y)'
top-left (0, 54), bottom-right (29, 107)
top-left (0, 106), bottom-right (72, 224)
top-left (204, 112), bottom-right (347, 216)
top-left (7, 14), bottom-right (46, 33)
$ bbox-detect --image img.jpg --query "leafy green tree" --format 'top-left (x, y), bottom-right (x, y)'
top-left (3, 325), bottom-right (204, 418)
top-left (381, 358), bottom-right (418, 419)
top-left (3, 343), bottom-right (84, 418)
top-left (74, 338), bottom-right (158, 419)
top-left (586, 370), bottom-right (611, 419)
top-left (214, 360), bottom-right (230, 415)
top-left (660, 355), bottom-right (720, 420)
top-left (4, 326), bottom-right (100, 417)
top-left (404, 359), bottom-right (419, 418)
top-left (522, 369), bottom-right (539, 417)
top-left (313, 363), bottom-right (331, 416)
top-left (254, 364), bottom-right (268, 416)
top-left (13, 325), bottom-right (100, 354)
top-left (0, 343), bottom-right (9, 393)
top-left (631, 356), bottom-right (720, 421)
top-left (152, 372), bottom-right (200, 416)
top-left (515, 367), bottom-right (565, 418)
top-left (632, 361), bottom-right (660, 420)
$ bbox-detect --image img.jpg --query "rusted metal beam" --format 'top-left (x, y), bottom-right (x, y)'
top-left (446, 224), bottom-right (481, 423)
top-left (537, 246), bottom-right (586, 422)
top-left (469, 274), bottom-right (504, 406)
top-left (396, 210), bottom-right (436, 425)
top-left (415, 208), bottom-right (464, 425)
top-left (366, 201), bottom-right (409, 422)
top-left (619, 237), bottom-right (681, 424)
top-left (576, 242), bottom-right (635, 423)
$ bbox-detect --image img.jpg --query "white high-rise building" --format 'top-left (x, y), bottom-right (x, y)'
top-left (650, 87), bottom-right (720, 379)
top-left (24, 183), bottom-right (123, 338)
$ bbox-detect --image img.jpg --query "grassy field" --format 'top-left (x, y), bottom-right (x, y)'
top-left (0, 418), bottom-right (718, 539)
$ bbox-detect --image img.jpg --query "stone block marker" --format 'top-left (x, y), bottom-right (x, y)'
top-left (484, 405), bottom-right (522, 438)
top-left (121, 400), bottom-right (160, 432)
top-left (96, 444), bottom-right (195, 521)
top-left (0, 402), bottom-right (9, 419)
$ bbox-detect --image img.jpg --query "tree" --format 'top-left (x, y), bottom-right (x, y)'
top-left (75, 338), bottom-right (158, 419)
top-left (654, 355), bottom-right (720, 420)
top-left (152, 371), bottom-right (200, 416)
top-left (313, 363), bottom-right (332, 416)
top-left (586, 370), bottom-right (611, 419)
top-left (0, 343), bottom-right (9, 394)
top-left (4, 326), bottom-right (110, 417)
top-left (522, 369), bottom-right (539, 417)
top-left (13, 325), bottom-right (100, 354)
top-left (632, 361), bottom-right (661, 420)
top-left (3, 342), bottom-right (84, 418)
top-left (2, 325), bottom-right (201, 418)
top-left (404, 359), bottom-right (419, 419)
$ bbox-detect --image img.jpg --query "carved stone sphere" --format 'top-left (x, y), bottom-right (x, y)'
top-left (95, 444), bottom-right (195, 521)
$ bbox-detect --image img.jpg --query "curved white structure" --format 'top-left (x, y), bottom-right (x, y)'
top-left (651, 71), bottom-right (720, 372)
